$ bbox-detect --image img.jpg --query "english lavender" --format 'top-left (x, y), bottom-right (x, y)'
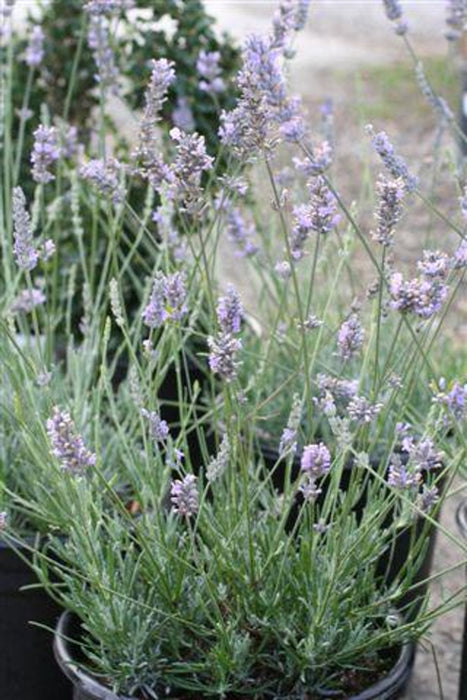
top-left (371, 175), bottom-right (404, 247)
top-left (337, 314), bottom-right (364, 360)
top-left (416, 485), bottom-right (440, 512)
top-left (12, 187), bottom-right (38, 270)
top-left (170, 474), bottom-right (199, 517)
top-left (290, 204), bottom-right (314, 260)
top-left (85, 0), bottom-right (134, 14)
top-left (225, 206), bottom-right (259, 257)
top-left (142, 272), bottom-right (187, 329)
top-left (389, 270), bottom-right (448, 319)
top-left (300, 442), bottom-right (331, 502)
top-left (31, 125), bottom-right (60, 184)
top-left (80, 158), bottom-right (125, 204)
top-left (294, 0), bottom-right (311, 31)
top-left (11, 287), bottom-right (46, 313)
top-left (271, 0), bottom-right (296, 50)
top-left (382, 0), bottom-right (408, 34)
top-left (434, 380), bottom-right (467, 421)
top-left (134, 59), bottom-right (176, 183)
top-left (167, 128), bottom-right (213, 215)
top-left (172, 96), bottom-right (195, 132)
top-left (367, 127), bottom-right (418, 192)
top-left (293, 141), bottom-right (332, 177)
top-left (453, 240), bottom-right (467, 269)
top-left (307, 176), bottom-right (340, 235)
top-left (217, 285), bottom-right (243, 335)
top-left (206, 435), bottom-right (230, 483)
top-left (24, 25), bottom-right (44, 67)
top-left (46, 407), bottom-right (96, 474)
top-left (208, 334), bottom-right (242, 383)
top-left (387, 456), bottom-right (421, 490)
top-left (417, 250), bottom-right (451, 280)
top-left (415, 62), bottom-right (453, 123)
top-left (197, 50), bottom-right (225, 95)
top-left (141, 408), bottom-right (169, 444)
top-left (87, 14), bottom-right (119, 92)
top-left (407, 438), bottom-right (444, 472)
top-left (348, 397), bottom-right (383, 425)
top-left (279, 394), bottom-right (302, 457)
top-left (275, 261), bottom-right (292, 279)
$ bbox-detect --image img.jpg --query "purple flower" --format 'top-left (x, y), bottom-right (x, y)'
top-left (371, 175), bottom-right (404, 247)
top-left (142, 272), bottom-right (187, 329)
top-left (300, 314), bottom-right (323, 331)
top-left (389, 271), bottom-right (448, 319)
top-left (12, 187), bottom-right (38, 270)
top-left (446, 0), bottom-right (467, 40)
top-left (217, 286), bottom-right (243, 335)
top-left (408, 438), bottom-right (443, 472)
top-left (453, 240), bottom-right (467, 269)
top-left (388, 457), bottom-right (421, 490)
top-left (170, 474), bottom-right (198, 516)
top-left (46, 406), bottom-right (96, 474)
top-left (434, 381), bottom-right (467, 421)
top-left (197, 50), bottom-right (225, 95)
top-left (367, 127), bottom-right (418, 192)
top-left (134, 59), bottom-right (176, 184)
top-left (290, 203), bottom-right (314, 260)
top-left (293, 141), bottom-right (332, 177)
top-left (294, 0), bottom-right (311, 30)
top-left (167, 128), bottom-right (213, 215)
top-left (337, 314), bottom-right (364, 360)
top-left (87, 14), bottom-right (119, 92)
top-left (208, 334), bottom-right (242, 382)
top-left (417, 250), bottom-right (451, 279)
top-left (279, 394), bottom-right (302, 457)
top-left (307, 176), bottom-right (340, 235)
top-left (172, 96), bottom-right (195, 132)
top-left (275, 260), bottom-right (292, 279)
top-left (61, 125), bottom-right (81, 160)
top-left (348, 396), bottom-right (383, 425)
top-left (415, 63), bottom-right (453, 122)
top-left (316, 374), bottom-right (358, 402)
top-left (225, 206), bottom-right (259, 257)
top-left (141, 408), bottom-right (169, 443)
top-left (299, 477), bottom-right (322, 502)
top-left (417, 485), bottom-right (439, 512)
top-left (85, 0), bottom-right (133, 14)
top-left (31, 125), bottom-right (60, 184)
top-left (382, 0), bottom-right (403, 22)
top-left (300, 442), bottom-right (331, 479)
top-left (11, 287), bottom-right (46, 313)
top-left (24, 25), bottom-right (44, 67)
top-left (80, 158), bottom-right (125, 204)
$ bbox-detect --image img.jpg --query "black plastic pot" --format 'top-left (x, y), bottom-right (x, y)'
top-left (260, 445), bottom-right (439, 617)
top-left (0, 539), bottom-right (72, 698)
top-left (456, 500), bottom-right (467, 700)
top-left (54, 610), bottom-right (414, 700)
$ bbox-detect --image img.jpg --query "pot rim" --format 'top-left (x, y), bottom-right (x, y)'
top-left (456, 500), bottom-right (467, 538)
top-left (54, 611), bottom-right (414, 700)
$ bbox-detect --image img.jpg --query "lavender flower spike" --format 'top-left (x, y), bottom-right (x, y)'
top-left (46, 406), bottom-right (96, 474)
top-left (87, 14), bottom-right (119, 92)
top-left (300, 442), bottom-right (331, 479)
top-left (337, 314), bottom-right (364, 360)
top-left (12, 187), bottom-right (38, 270)
top-left (208, 334), bottom-right (242, 382)
top-left (142, 272), bottom-right (188, 329)
top-left (141, 408), bottom-right (169, 444)
top-left (366, 126), bottom-right (418, 192)
top-left (31, 125), bottom-right (60, 184)
top-left (24, 25), bottom-right (45, 67)
top-left (171, 474), bottom-right (199, 517)
top-left (217, 285), bottom-right (243, 335)
top-left (79, 158), bottom-right (125, 204)
top-left (197, 50), bottom-right (225, 95)
top-left (11, 288), bottom-right (46, 313)
top-left (371, 174), bottom-right (404, 247)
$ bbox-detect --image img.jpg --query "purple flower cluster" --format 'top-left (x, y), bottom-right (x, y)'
top-left (337, 314), bottom-right (364, 360)
top-left (217, 285), bottom-right (243, 335)
top-left (367, 127), bottom-right (417, 192)
top-left (387, 456), bottom-right (421, 490)
top-left (389, 250), bottom-right (449, 319)
top-left (80, 158), bottom-right (125, 204)
top-left (24, 25), bottom-right (44, 67)
top-left (87, 14), bottom-right (119, 92)
top-left (134, 58), bottom-right (176, 182)
top-left (434, 380), bottom-right (467, 422)
top-left (142, 272), bottom-right (187, 329)
top-left (46, 406), bottom-right (96, 474)
top-left (12, 187), bottom-right (38, 270)
top-left (11, 287), bottom-right (46, 313)
top-left (371, 174), bottom-right (404, 247)
top-left (141, 408), bottom-right (169, 444)
top-left (293, 141), bottom-right (332, 176)
top-left (208, 288), bottom-right (243, 383)
top-left (225, 205), bottom-right (259, 257)
top-left (170, 474), bottom-right (198, 516)
top-left (382, 0), bottom-right (408, 35)
top-left (299, 442), bottom-right (331, 502)
top-left (453, 240), bottom-right (467, 269)
top-left (172, 96), bottom-right (195, 132)
top-left (197, 50), bottom-right (225, 95)
top-left (31, 125), bottom-right (60, 184)
top-left (407, 438), bottom-right (444, 472)
top-left (348, 396), bottom-right (383, 425)
top-left (417, 485), bottom-right (439, 512)
top-left (167, 128), bottom-right (213, 215)
top-left (307, 176), bottom-right (340, 235)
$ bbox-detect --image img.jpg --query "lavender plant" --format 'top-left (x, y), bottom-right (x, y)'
top-left (0, 0), bottom-right (466, 698)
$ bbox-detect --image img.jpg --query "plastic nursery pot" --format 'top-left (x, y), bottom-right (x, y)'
top-left (54, 610), bottom-right (415, 700)
top-left (260, 445), bottom-right (440, 618)
top-left (456, 500), bottom-right (467, 700)
top-left (0, 538), bottom-right (72, 699)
